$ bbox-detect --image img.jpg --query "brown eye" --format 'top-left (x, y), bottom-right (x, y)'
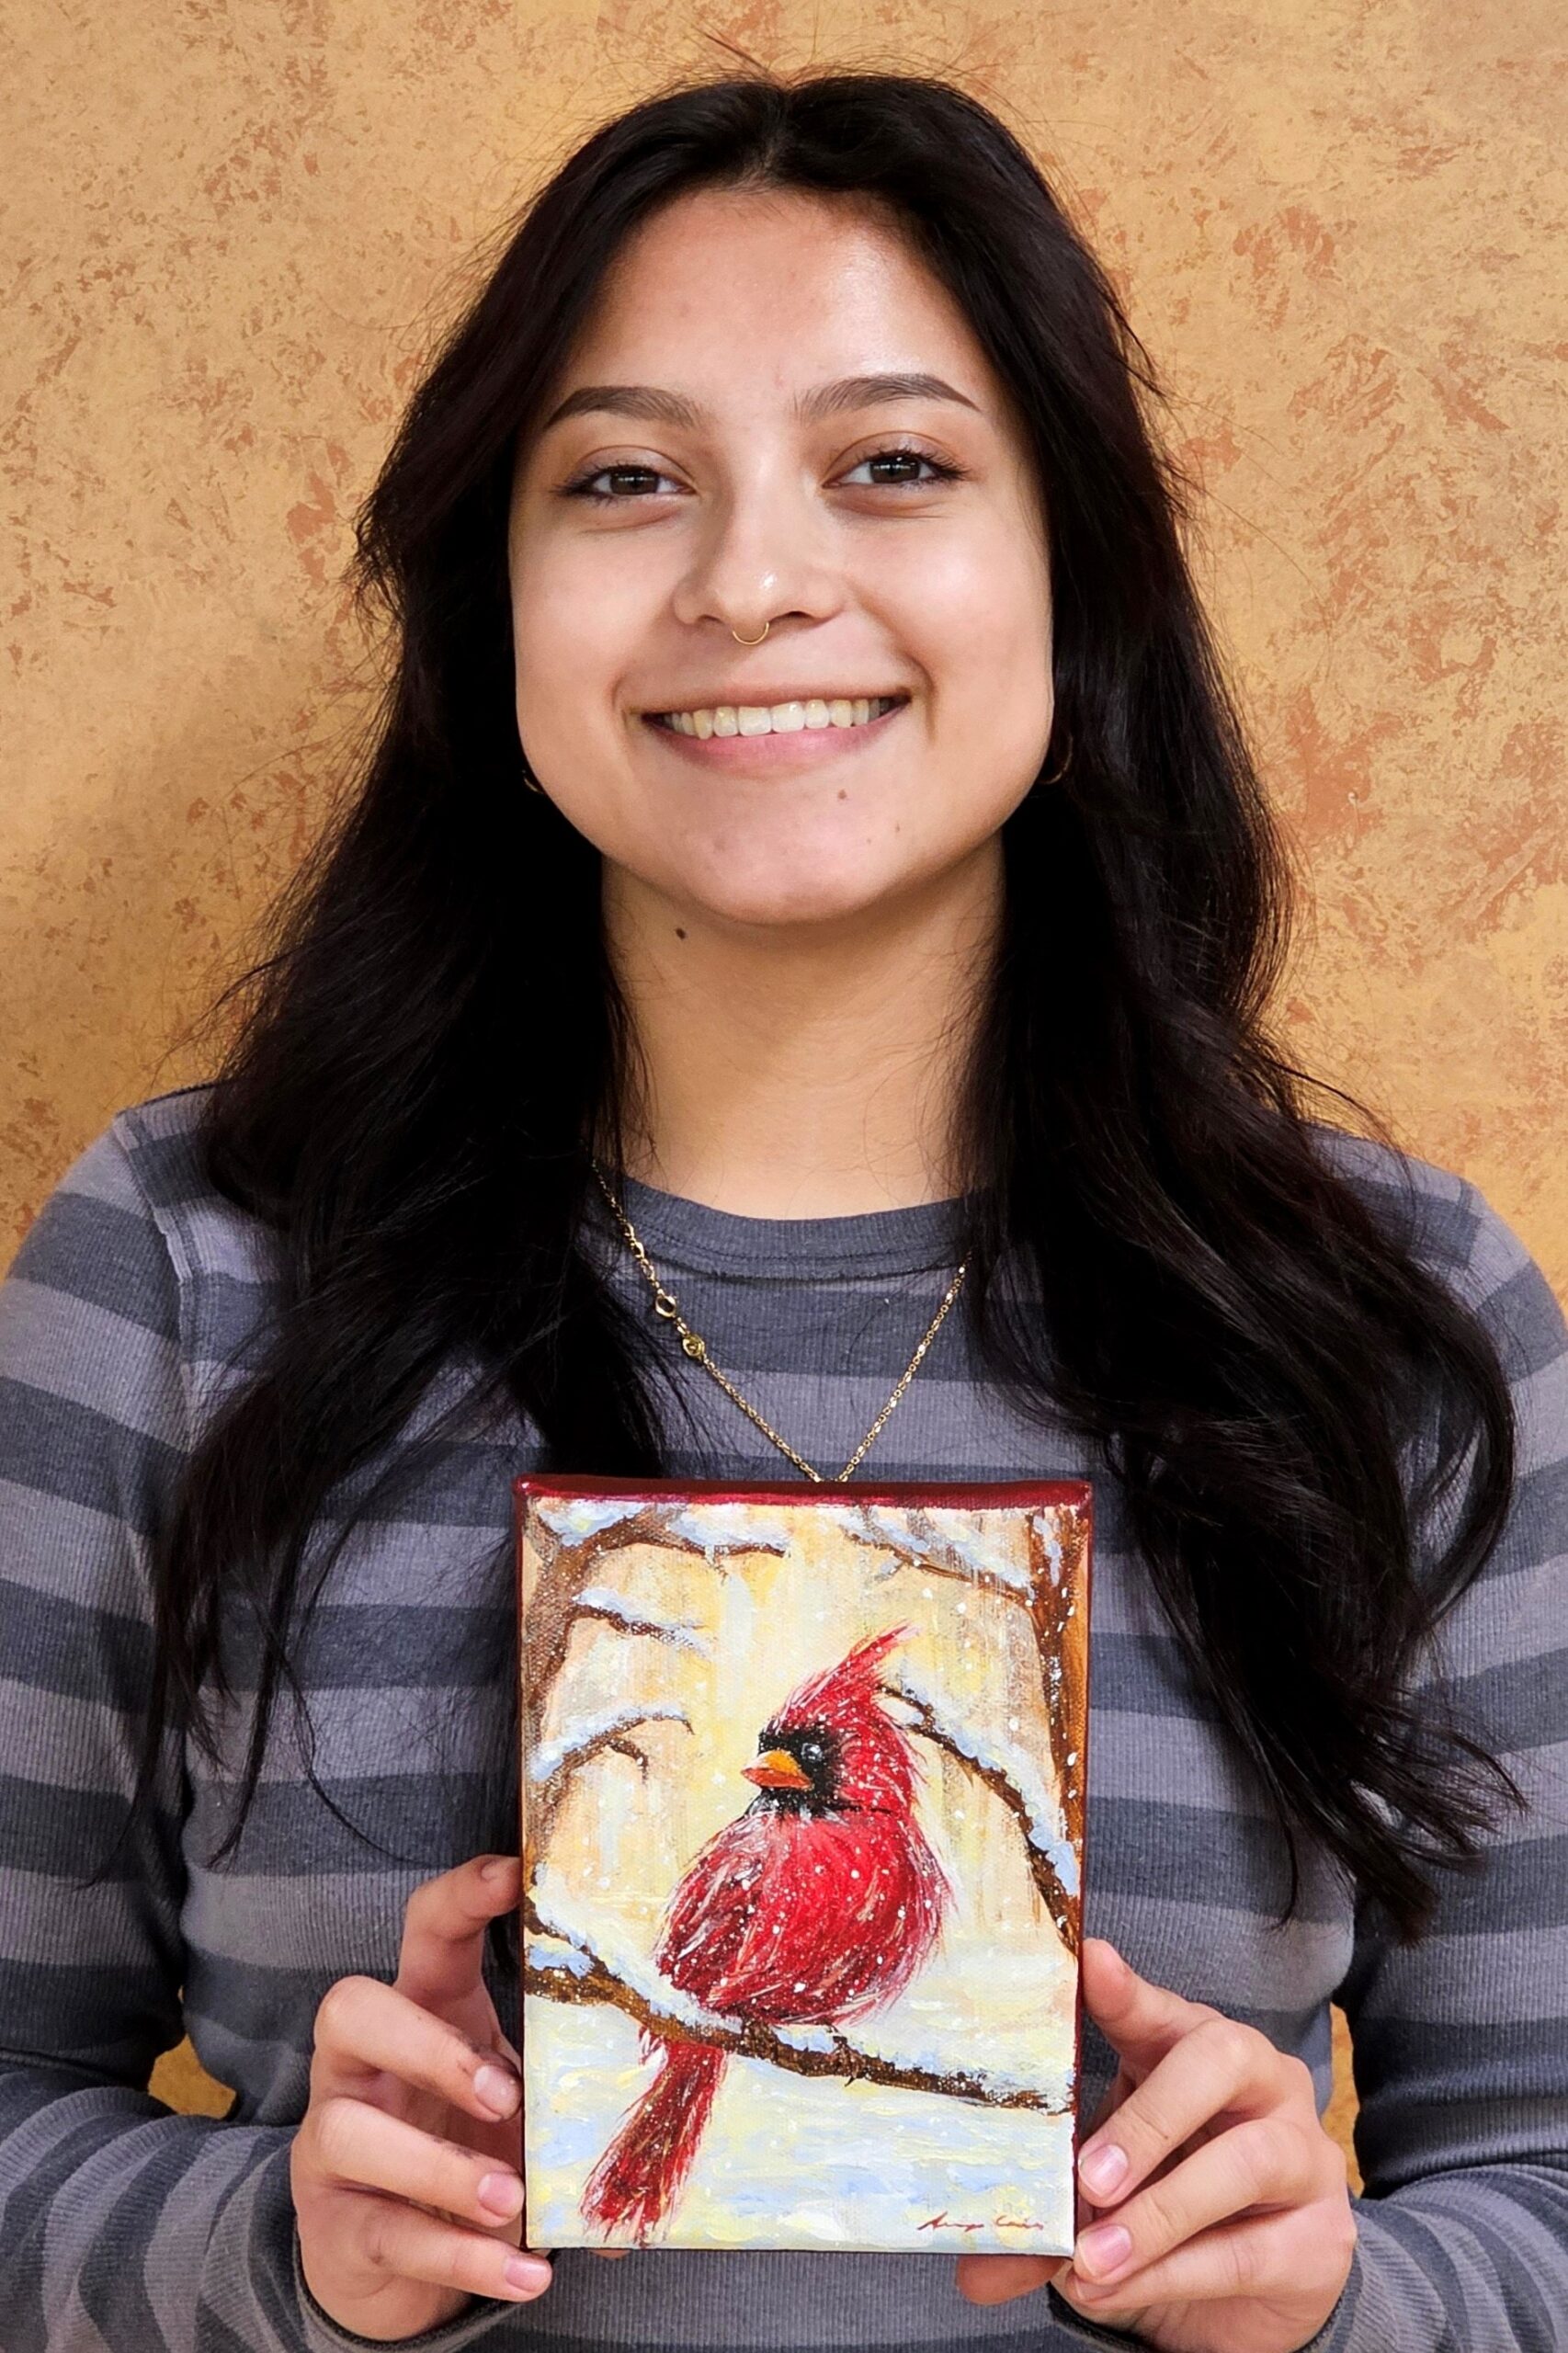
top-left (838, 446), bottom-right (962, 489)
top-left (563, 463), bottom-right (677, 502)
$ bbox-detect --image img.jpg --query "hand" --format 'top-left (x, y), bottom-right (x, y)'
top-left (956, 1939), bottom-right (1356, 2352)
top-left (291, 1854), bottom-right (551, 2341)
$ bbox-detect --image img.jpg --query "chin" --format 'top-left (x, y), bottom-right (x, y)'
top-left (677, 850), bottom-right (927, 934)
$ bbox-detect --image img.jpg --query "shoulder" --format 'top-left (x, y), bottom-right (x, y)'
top-left (1308, 1122), bottom-right (1566, 1375)
top-left (6, 1082), bottom-right (283, 1424)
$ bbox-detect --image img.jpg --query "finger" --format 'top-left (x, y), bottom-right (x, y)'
top-left (954, 2254), bottom-right (1063, 2306)
top-left (350, 2189), bottom-right (553, 2304)
top-left (397, 1855), bottom-right (520, 2013)
top-left (306, 2094), bottom-right (525, 2230)
top-left (1080, 1940), bottom-right (1217, 2075)
top-left (1072, 2117), bottom-right (1327, 2289)
top-left (1076, 2014), bottom-right (1305, 2204)
top-left (1060, 2199), bottom-right (1355, 2324)
top-left (312, 1974), bottom-right (520, 2122)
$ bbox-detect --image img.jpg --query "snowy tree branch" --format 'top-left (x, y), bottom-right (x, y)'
top-left (526, 1706), bottom-right (692, 1859)
top-left (522, 1915), bottom-right (1069, 2114)
top-left (888, 1684), bottom-right (1079, 1956)
top-left (833, 1505), bottom-right (1036, 1604)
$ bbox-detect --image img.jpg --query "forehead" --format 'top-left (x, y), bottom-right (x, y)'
top-left (549, 185), bottom-right (998, 415)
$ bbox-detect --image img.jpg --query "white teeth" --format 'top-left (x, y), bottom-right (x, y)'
top-left (656, 695), bottom-right (903, 737)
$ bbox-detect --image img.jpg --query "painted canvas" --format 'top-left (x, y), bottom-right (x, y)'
top-left (515, 1472), bottom-right (1091, 2256)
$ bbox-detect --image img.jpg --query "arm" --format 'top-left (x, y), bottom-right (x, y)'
top-left (1326, 1182), bottom-right (1568, 2351)
top-left (0, 1117), bottom-right (510, 2352)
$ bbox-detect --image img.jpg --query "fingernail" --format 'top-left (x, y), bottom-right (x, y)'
top-left (1078, 2142), bottom-right (1128, 2196)
top-left (481, 1856), bottom-right (515, 1884)
top-left (503, 2253), bottom-right (551, 2296)
top-left (1075, 2222), bottom-right (1131, 2279)
top-left (473, 2062), bottom-right (520, 2118)
top-left (478, 2170), bottom-right (525, 2219)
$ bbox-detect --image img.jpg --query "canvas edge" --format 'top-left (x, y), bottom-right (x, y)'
top-left (512, 1472), bottom-right (1093, 2255)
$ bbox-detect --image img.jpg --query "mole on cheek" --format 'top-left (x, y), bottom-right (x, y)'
top-left (837, 790), bottom-right (847, 801)
top-left (675, 927), bottom-right (687, 940)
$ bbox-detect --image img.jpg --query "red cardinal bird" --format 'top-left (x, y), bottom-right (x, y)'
top-left (580, 1625), bottom-right (949, 2239)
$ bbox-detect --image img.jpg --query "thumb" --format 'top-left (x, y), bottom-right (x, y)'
top-left (1080, 1938), bottom-right (1212, 2070)
top-left (396, 1853), bottom-right (519, 2013)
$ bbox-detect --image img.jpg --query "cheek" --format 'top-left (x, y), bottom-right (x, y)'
top-left (508, 547), bottom-right (645, 761)
top-left (869, 526), bottom-right (1052, 758)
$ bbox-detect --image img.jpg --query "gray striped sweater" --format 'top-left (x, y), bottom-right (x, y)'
top-left (1, 1084), bottom-right (1564, 2353)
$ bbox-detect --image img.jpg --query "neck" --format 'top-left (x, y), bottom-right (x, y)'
top-left (599, 847), bottom-right (1002, 1219)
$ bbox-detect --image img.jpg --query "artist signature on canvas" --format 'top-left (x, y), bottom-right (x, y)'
top-left (917, 2211), bottom-right (1056, 2234)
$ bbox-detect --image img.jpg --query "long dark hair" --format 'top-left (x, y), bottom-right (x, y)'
top-left (138, 70), bottom-right (1516, 1938)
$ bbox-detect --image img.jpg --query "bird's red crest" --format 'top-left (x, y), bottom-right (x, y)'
top-left (776, 1624), bottom-right (911, 1728)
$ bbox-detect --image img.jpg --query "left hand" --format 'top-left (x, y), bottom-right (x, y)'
top-left (956, 1939), bottom-right (1356, 2352)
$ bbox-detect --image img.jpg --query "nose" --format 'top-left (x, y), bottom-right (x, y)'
top-left (669, 459), bottom-right (843, 644)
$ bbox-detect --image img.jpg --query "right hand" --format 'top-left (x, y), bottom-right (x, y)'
top-left (291, 1853), bottom-right (553, 2341)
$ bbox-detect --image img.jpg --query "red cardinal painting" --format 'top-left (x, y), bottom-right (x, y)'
top-left (580, 1626), bottom-right (949, 2239)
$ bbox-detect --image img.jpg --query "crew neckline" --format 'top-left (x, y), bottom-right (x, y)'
top-left (596, 1171), bottom-right (977, 1279)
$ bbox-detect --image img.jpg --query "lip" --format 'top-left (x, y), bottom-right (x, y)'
top-left (638, 697), bottom-right (910, 770)
top-left (642, 688), bottom-right (910, 714)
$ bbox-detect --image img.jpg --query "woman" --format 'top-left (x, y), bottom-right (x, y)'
top-left (0, 68), bottom-right (1562, 2353)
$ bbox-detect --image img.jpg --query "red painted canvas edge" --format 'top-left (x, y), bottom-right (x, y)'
top-left (515, 1468), bottom-right (1091, 1510)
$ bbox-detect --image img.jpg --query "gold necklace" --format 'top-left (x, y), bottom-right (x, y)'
top-left (589, 1161), bottom-right (969, 1483)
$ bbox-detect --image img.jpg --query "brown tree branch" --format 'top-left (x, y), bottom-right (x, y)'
top-left (522, 1927), bottom-right (1069, 2114)
top-left (1028, 1504), bottom-right (1088, 1874)
top-left (890, 1687), bottom-right (1078, 1957)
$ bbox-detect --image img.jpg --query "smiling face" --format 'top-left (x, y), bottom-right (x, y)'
top-left (507, 185), bottom-right (1055, 936)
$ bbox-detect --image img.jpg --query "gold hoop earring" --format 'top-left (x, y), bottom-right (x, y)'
top-left (520, 759), bottom-right (545, 796)
top-left (731, 620), bottom-right (770, 645)
top-left (1038, 729), bottom-right (1073, 787)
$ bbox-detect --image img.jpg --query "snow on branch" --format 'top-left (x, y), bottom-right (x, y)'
top-left (524, 1500), bottom-right (794, 1704)
top-left (522, 1903), bottom-right (1068, 2115)
top-left (574, 1587), bottom-right (709, 1654)
top-left (887, 1678), bottom-right (1079, 1957)
top-left (830, 1505), bottom-right (1035, 1600)
top-left (527, 1705), bottom-right (692, 1858)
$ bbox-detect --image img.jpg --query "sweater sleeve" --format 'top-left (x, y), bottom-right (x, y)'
top-left (0, 1121), bottom-right (509, 2353)
top-left (1046, 1173), bottom-right (1568, 2353)
top-left (1320, 1181), bottom-right (1568, 2351)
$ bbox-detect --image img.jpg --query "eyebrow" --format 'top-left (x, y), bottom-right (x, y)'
top-left (537, 370), bottom-right (983, 435)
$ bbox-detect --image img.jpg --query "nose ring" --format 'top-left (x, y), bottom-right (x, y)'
top-left (731, 620), bottom-right (770, 645)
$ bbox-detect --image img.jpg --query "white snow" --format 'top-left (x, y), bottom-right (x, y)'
top-left (526, 1937), bottom-right (594, 1978)
top-left (574, 1586), bottom-right (708, 1653)
top-left (528, 1702), bottom-right (690, 1787)
top-left (773, 2022), bottom-right (838, 2054)
top-left (664, 1505), bottom-right (797, 1562)
top-left (535, 1497), bottom-right (651, 1544)
top-left (828, 1506), bottom-right (1034, 1596)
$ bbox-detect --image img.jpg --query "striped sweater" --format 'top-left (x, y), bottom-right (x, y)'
top-left (0, 1084), bottom-right (1564, 2352)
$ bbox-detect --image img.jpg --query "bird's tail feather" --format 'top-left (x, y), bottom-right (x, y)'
top-left (580, 2038), bottom-right (725, 2241)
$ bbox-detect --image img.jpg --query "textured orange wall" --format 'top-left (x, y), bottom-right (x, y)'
top-left (7, 1), bottom-right (1563, 2146)
top-left (7, 2), bottom-right (1565, 1283)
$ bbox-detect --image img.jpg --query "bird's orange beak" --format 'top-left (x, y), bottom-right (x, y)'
top-left (743, 1747), bottom-right (812, 1791)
